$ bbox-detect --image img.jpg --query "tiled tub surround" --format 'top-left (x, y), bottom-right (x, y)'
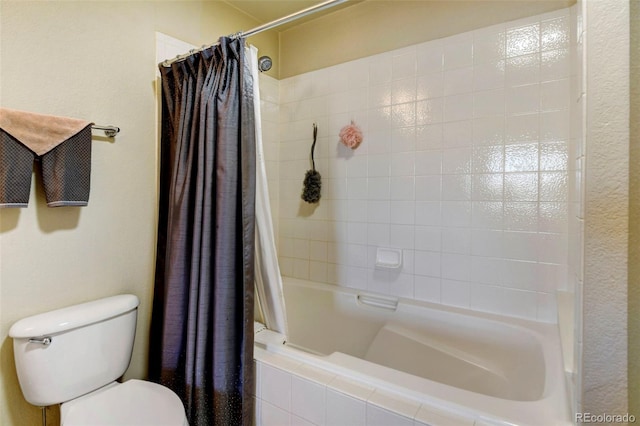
top-left (253, 277), bottom-right (571, 426)
top-left (276, 8), bottom-right (575, 322)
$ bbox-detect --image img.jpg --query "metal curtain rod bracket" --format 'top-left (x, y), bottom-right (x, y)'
top-left (161, 0), bottom-right (348, 68)
top-left (92, 124), bottom-right (120, 137)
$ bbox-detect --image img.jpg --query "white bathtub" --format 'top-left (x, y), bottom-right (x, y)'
top-left (255, 277), bottom-right (571, 425)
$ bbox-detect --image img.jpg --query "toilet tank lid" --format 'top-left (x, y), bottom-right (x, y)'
top-left (9, 294), bottom-right (139, 339)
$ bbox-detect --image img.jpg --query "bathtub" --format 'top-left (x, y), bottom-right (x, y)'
top-left (254, 277), bottom-right (571, 425)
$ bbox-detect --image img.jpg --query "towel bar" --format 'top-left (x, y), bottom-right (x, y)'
top-left (91, 125), bottom-right (120, 137)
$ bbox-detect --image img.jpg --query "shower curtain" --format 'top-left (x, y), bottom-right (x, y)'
top-left (149, 37), bottom-right (255, 426)
top-left (249, 45), bottom-right (289, 336)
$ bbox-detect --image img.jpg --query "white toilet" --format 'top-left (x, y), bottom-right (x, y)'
top-left (9, 294), bottom-right (188, 425)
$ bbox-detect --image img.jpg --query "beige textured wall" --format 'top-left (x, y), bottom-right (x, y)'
top-left (629, 0), bottom-right (639, 415)
top-left (278, 0), bottom-right (574, 78)
top-left (582, 0), bottom-right (629, 416)
top-left (0, 2), bottom-right (275, 425)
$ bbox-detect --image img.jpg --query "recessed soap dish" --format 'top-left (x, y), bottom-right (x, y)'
top-left (375, 248), bottom-right (402, 269)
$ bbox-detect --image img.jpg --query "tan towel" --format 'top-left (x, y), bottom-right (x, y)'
top-left (0, 107), bottom-right (92, 155)
top-left (0, 108), bottom-right (94, 207)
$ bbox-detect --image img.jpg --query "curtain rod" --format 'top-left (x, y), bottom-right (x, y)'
top-left (240, 0), bottom-right (348, 38)
top-left (161, 0), bottom-right (348, 67)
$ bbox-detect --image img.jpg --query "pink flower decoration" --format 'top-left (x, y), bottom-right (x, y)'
top-left (339, 121), bottom-right (363, 150)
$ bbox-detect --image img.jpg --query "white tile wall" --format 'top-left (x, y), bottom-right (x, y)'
top-left (259, 74), bottom-right (282, 243)
top-left (160, 26), bottom-right (580, 424)
top-left (273, 8), bottom-right (575, 323)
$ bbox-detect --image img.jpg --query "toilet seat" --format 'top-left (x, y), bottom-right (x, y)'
top-left (61, 379), bottom-right (188, 426)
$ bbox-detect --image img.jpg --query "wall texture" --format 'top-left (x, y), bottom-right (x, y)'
top-left (581, 0), bottom-right (630, 417)
top-left (629, 0), bottom-right (639, 415)
top-left (0, 2), bottom-right (274, 425)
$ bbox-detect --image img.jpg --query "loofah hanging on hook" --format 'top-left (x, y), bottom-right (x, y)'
top-left (339, 120), bottom-right (363, 150)
top-left (301, 123), bottom-right (321, 204)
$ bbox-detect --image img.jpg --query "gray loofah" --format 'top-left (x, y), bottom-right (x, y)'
top-left (301, 123), bottom-right (321, 204)
top-left (302, 169), bottom-right (322, 203)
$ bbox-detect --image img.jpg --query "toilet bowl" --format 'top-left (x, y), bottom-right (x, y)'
top-left (9, 295), bottom-right (188, 425)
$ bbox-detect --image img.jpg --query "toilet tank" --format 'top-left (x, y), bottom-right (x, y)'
top-left (9, 295), bottom-right (139, 406)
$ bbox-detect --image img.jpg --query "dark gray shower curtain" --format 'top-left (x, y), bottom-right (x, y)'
top-left (149, 37), bottom-right (255, 426)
